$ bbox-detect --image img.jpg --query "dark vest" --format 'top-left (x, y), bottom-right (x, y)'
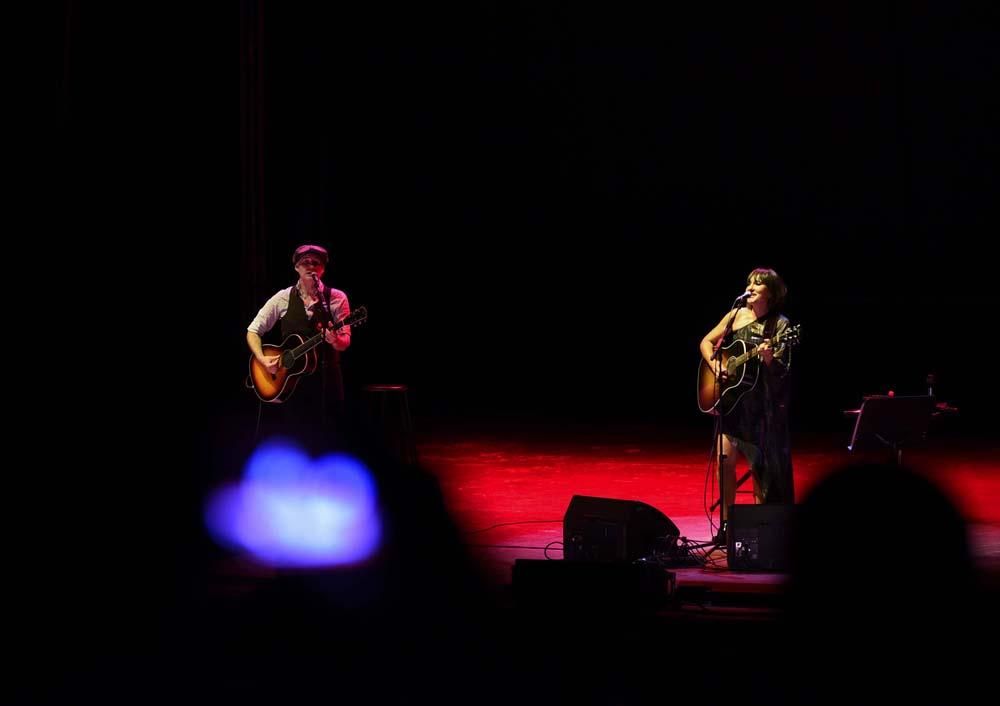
top-left (279, 287), bottom-right (340, 366)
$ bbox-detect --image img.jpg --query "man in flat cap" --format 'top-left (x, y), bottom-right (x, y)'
top-left (247, 243), bottom-right (352, 449)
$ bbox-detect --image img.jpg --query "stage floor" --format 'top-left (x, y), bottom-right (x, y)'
top-left (415, 423), bottom-right (1000, 608)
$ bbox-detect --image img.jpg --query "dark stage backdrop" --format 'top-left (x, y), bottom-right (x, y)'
top-left (226, 2), bottom-right (995, 436)
top-left (57, 2), bottom-right (996, 442)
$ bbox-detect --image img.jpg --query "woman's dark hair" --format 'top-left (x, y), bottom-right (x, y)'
top-left (747, 267), bottom-right (786, 310)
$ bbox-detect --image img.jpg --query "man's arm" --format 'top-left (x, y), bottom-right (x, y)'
top-left (324, 292), bottom-right (351, 351)
top-left (247, 291), bottom-right (285, 371)
top-left (246, 331), bottom-right (267, 362)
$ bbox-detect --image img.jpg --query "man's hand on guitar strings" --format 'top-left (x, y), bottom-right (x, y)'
top-left (260, 355), bottom-right (280, 374)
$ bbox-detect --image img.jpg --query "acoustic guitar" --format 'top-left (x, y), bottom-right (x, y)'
top-left (249, 305), bottom-right (368, 403)
top-left (696, 323), bottom-right (800, 415)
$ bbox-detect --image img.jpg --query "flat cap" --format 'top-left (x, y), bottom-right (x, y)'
top-left (292, 244), bottom-right (329, 266)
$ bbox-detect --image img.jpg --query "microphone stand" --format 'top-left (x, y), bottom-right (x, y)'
top-left (312, 272), bottom-right (333, 432)
top-left (710, 296), bottom-right (745, 547)
top-left (312, 273), bottom-right (333, 323)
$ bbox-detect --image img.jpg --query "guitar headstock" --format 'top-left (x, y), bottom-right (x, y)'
top-left (779, 324), bottom-right (801, 347)
top-left (344, 305), bottom-right (368, 327)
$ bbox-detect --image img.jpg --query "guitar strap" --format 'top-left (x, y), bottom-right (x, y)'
top-left (761, 313), bottom-right (782, 360)
top-left (763, 313), bottom-right (777, 343)
top-left (762, 313), bottom-right (790, 373)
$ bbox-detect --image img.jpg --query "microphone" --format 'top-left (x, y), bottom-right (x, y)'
top-left (734, 291), bottom-right (752, 303)
top-left (311, 272), bottom-right (331, 318)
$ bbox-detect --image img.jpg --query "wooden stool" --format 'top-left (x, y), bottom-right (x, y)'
top-left (710, 470), bottom-right (756, 512)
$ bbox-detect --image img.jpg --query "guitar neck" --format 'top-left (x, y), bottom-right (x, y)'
top-left (287, 317), bottom-right (351, 361)
top-left (731, 346), bottom-right (760, 368)
top-left (731, 332), bottom-right (786, 368)
top-left (288, 331), bottom-right (326, 360)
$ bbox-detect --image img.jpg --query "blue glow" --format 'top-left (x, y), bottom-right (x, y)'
top-left (205, 440), bottom-right (381, 567)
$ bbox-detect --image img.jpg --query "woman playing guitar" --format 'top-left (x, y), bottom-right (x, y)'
top-left (699, 268), bottom-right (794, 538)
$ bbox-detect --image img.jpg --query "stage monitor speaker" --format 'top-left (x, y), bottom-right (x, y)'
top-left (727, 504), bottom-right (794, 572)
top-left (563, 495), bottom-right (680, 563)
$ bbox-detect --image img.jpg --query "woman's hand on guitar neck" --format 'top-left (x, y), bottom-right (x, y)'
top-left (759, 341), bottom-right (774, 366)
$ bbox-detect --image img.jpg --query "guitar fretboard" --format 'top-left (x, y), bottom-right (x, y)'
top-left (729, 329), bottom-right (792, 369)
top-left (287, 307), bottom-right (367, 362)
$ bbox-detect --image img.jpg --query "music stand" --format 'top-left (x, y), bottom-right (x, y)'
top-left (847, 395), bottom-right (936, 465)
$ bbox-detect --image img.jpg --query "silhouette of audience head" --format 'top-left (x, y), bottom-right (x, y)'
top-left (790, 461), bottom-right (973, 608)
top-left (785, 461), bottom-right (981, 704)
